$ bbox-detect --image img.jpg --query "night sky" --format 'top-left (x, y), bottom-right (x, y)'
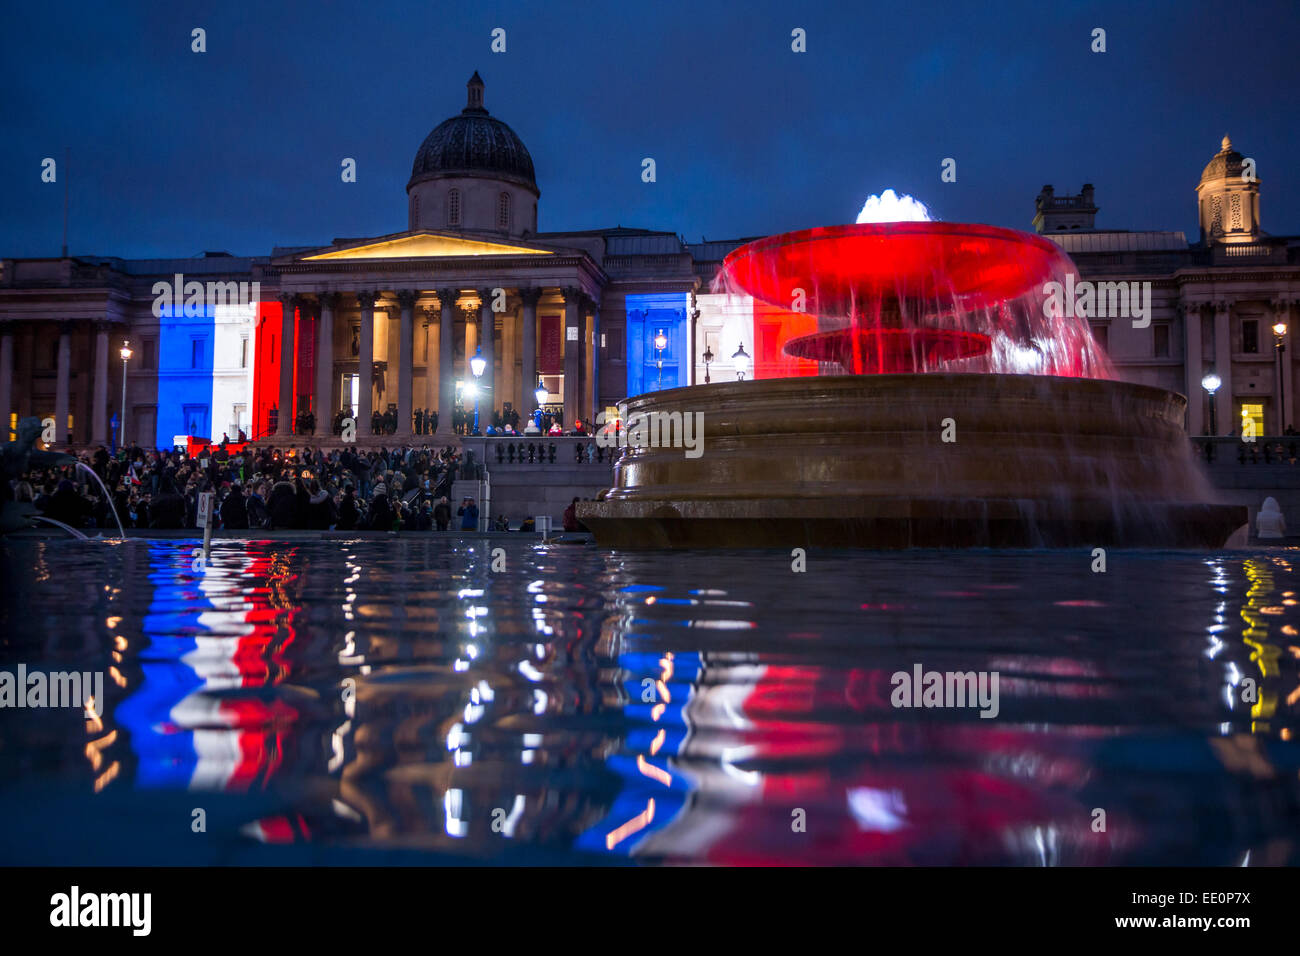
top-left (2, 0), bottom-right (1296, 259)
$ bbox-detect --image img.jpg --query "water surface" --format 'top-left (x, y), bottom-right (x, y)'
top-left (2, 538), bottom-right (1297, 865)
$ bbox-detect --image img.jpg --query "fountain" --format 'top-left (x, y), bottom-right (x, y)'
top-left (579, 199), bottom-right (1245, 549)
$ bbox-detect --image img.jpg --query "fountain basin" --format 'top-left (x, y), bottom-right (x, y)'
top-left (577, 375), bottom-right (1245, 549)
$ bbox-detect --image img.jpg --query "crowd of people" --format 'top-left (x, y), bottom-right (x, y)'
top-left (2, 440), bottom-right (556, 534)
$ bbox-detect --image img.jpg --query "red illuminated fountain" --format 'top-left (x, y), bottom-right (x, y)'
top-left (719, 221), bottom-right (1111, 378)
top-left (579, 210), bottom-right (1244, 549)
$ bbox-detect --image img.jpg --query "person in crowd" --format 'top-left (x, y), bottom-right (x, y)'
top-left (493, 513), bottom-right (510, 531)
top-left (267, 476), bottom-right (298, 529)
top-left (368, 490), bottom-right (394, 531)
top-left (432, 496), bottom-right (451, 531)
top-left (458, 496), bottom-right (479, 531)
top-left (307, 479), bottom-right (336, 530)
top-left (221, 482), bottom-right (249, 529)
top-left (42, 478), bottom-right (93, 528)
top-left (562, 496), bottom-right (581, 532)
top-left (149, 472), bottom-right (187, 529)
top-left (246, 482), bottom-right (271, 529)
top-left (337, 484), bottom-right (359, 531)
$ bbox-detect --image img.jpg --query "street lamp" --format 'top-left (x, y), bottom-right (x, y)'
top-left (654, 328), bottom-right (667, 389)
top-left (534, 377), bottom-right (548, 409)
top-left (118, 340), bottom-right (132, 447)
top-left (703, 344), bottom-right (714, 384)
top-left (469, 347), bottom-right (486, 435)
top-left (732, 342), bottom-right (751, 381)
top-left (1202, 371), bottom-right (1221, 437)
top-left (1274, 321), bottom-right (1288, 433)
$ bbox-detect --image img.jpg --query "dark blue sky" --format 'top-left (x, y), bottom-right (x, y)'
top-left (2, 0), bottom-right (1296, 259)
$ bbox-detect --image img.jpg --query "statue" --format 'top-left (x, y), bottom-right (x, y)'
top-left (1, 417), bottom-right (77, 534)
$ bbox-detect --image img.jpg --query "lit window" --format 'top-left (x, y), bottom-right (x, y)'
top-left (448, 188), bottom-right (461, 227)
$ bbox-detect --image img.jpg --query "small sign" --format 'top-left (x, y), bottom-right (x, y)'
top-left (196, 491), bottom-right (215, 528)
top-left (566, 326), bottom-right (578, 341)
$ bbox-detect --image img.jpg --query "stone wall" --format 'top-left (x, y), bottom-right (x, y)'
top-left (460, 436), bottom-right (614, 529)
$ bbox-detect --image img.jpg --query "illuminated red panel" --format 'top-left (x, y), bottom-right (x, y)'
top-left (753, 301), bottom-right (819, 379)
top-left (253, 301), bottom-right (283, 441)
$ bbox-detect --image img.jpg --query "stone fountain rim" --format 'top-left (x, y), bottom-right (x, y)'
top-left (621, 373), bottom-right (1188, 411)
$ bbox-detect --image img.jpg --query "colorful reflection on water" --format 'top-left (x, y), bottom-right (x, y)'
top-left (2, 539), bottom-right (1299, 865)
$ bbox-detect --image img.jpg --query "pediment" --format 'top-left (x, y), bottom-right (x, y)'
top-left (301, 231), bottom-right (555, 261)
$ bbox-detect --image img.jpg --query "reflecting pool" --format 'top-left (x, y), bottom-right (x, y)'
top-left (1, 538), bottom-right (1298, 865)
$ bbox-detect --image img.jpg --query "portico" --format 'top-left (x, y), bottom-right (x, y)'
top-left (271, 230), bottom-right (606, 443)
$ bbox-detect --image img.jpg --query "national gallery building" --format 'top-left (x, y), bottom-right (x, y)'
top-left (1, 73), bottom-right (1297, 448)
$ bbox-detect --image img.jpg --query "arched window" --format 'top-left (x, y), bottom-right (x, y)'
top-left (1230, 193), bottom-right (1243, 231)
top-left (1210, 195), bottom-right (1223, 234)
top-left (447, 188), bottom-right (461, 228)
top-left (498, 192), bottom-right (511, 230)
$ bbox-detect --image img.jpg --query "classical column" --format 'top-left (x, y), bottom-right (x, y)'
top-left (589, 303), bottom-right (601, 424)
top-left (396, 290), bottom-right (416, 437)
top-left (1182, 303), bottom-right (1204, 435)
top-left (502, 299), bottom-right (517, 417)
top-left (562, 288), bottom-right (583, 426)
top-left (315, 293), bottom-right (338, 437)
top-left (423, 307), bottom-right (438, 427)
top-left (1213, 301), bottom-right (1232, 434)
top-left (91, 323), bottom-right (109, 444)
top-left (277, 294), bottom-right (296, 437)
top-left (437, 289), bottom-right (456, 435)
top-left (0, 324), bottom-right (13, 442)
top-left (463, 314), bottom-right (477, 381)
top-left (357, 292), bottom-right (376, 434)
top-left (477, 287), bottom-right (496, 418)
top-left (55, 325), bottom-right (71, 444)
top-left (520, 288), bottom-right (541, 413)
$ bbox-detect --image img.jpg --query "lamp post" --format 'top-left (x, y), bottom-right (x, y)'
top-left (1274, 321), bottom-right (1288, 433)
top-left (534, 377), bottom-right (547, 411)
top-left (654, 328), bottom-right (668, 389)
top-left (732, 342), bottom-right (751, 381)
top-left (470, 347), bottom-right (486, 435)
top-left (1202, 371), bottom-right (1221, 437)
top-left (118, 340), bottom-right (132, 447)
top-left (702, 345), bottom-right (714, 384)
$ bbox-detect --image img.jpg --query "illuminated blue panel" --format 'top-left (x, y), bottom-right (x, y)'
top-left (624, 292), bottom-right (688, 397)
top-left (156, 304), bottom-right (215, 446)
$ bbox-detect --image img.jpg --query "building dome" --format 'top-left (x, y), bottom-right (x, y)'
top-left (1200, 134), bottom-right (1246, 183)
top-left (408, 72), bottom-right (537, 193)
